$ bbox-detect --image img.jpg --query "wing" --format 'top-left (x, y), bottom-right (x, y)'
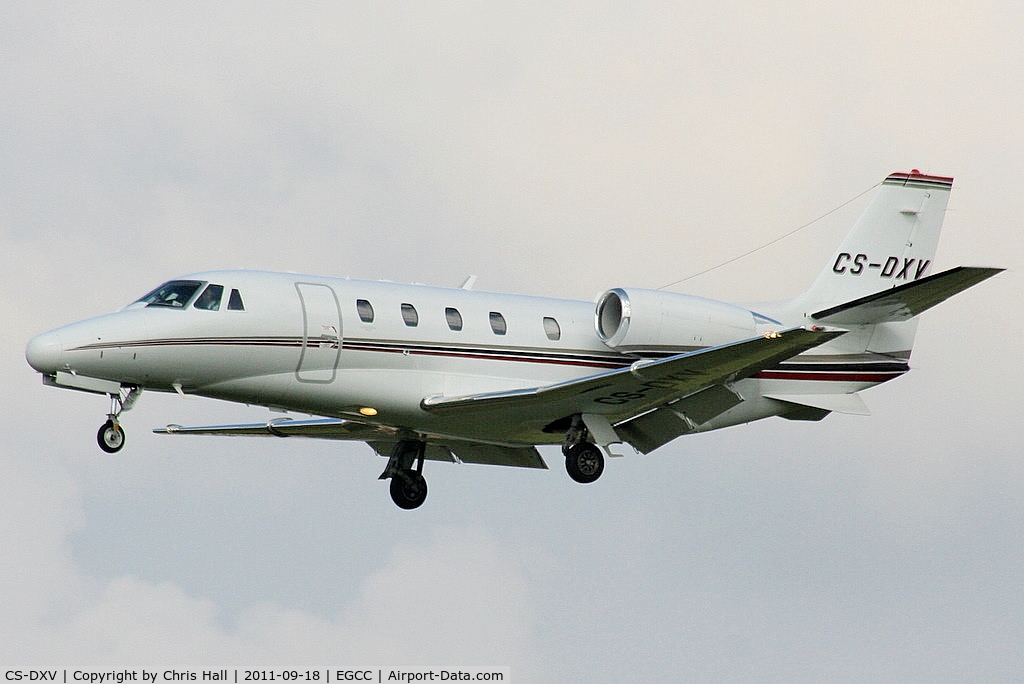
top-left (154, 418), bottom-right (547, 469)
top-left (422, 326), bottom-right (846, 424)
top-left (811, 266), bottom-right (1003, 324)
top-left (156, 327), bottom-right (840, 466)
top-left (156, 417), bottom-right (396, 440)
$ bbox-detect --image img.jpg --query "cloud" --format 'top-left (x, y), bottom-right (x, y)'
top-left (3, 480), bottom-right (539, 671)
top-left (2, 2), bottom-right (1023, 682)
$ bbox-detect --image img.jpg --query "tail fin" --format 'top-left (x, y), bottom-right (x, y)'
top-left (797, 171), bottom-right (954, 313)
top-left (761, 171), bottom-right (1001, 419)
top-left (791, 171), bottom-right (959, 358)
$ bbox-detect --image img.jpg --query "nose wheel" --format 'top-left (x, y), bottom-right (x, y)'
top-left (97, 419), bottom-right (125, 453)
top-left (96, 386), bottom-right (141, 454)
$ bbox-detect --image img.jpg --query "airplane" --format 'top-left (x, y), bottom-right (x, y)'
top-left (26, 171), bottom-right (1002, 509)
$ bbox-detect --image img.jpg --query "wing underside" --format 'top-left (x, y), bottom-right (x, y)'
top-left (155, 418), bottom-right (547, 469)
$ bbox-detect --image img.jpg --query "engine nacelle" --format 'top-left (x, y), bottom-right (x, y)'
top-left (595, 288), bottom-right (762, 353)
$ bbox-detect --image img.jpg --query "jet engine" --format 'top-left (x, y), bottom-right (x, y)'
top-left (595, 288), bottom-right (763, 354)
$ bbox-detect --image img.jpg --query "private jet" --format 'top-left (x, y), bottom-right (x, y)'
top-left (26, 171), bottom-right (1002, 508)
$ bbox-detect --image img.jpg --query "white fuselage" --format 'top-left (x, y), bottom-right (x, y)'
top-left (27, 269), bottom-right (900, 447)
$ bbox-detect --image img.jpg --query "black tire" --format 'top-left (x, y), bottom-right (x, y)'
top-left (97, 420), bottom-right (125, 453)
top-left (389, 471), bottom-right (428, 509)
top-left (565, 443), bottom-right (604, 484)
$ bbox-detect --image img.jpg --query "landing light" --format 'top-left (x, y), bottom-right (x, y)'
top-left (359, 407), bottom-right (379, 417)
top-left (763, 330), bottom-right (782, 339)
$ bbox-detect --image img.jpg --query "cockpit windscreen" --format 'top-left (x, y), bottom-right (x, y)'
top-left (134, 280), bottom-right (204, 308)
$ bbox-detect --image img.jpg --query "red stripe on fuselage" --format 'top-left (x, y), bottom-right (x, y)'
top-left (344, 342), bottom-right (626, 369)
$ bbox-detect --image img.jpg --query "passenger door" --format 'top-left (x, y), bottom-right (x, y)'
top-left (295, 282), bottom-right (341, 383)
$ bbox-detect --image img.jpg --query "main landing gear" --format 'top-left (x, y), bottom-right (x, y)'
top-left (562, 414), bottom-right (605, 484)
top-left (564, 442), bottom-right (604, 483)
top-left (97, 386), bottom-right (141, 454)
top-left (380, 439), bottom-right (428, 510)
top-left (379, 417), bottom-right (609, 507)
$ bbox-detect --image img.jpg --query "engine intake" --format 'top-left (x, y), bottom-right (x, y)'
top-left (595, 288), bottom-right (761, 353)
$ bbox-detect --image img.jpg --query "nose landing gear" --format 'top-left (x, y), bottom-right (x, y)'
top-left (98, 419), bottom-right (126, 453)
top-left (96, 386), bottom-right (141, 454)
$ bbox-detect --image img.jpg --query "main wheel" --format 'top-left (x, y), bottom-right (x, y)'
top-left (389, 471), bottom-right (428, 509)
top-left (97, 420), bottom-right (125, 453)
top-left (565, 443), bottom-right (604, 484)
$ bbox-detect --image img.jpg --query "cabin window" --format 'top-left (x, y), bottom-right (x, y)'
top-left (356, 299), bottom-right (374, 323)
top-left (193, 284), bottom-right (224, 311)
top-left (227, 289), bottom-right (245, 311)
top-left (445, 307), bottom-right (463, 331)
top-left (401, 303), bottom-right (419, 327)
top-left (543, 316), bottom-right (561, 341)
top-left (135, 280), bottom-right (203, 308)
top-left (489, 311), bottom-right (507, 335)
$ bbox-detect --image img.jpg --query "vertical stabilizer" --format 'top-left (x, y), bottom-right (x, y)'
top-left (797, 171), bottom-right (953, 312)
top-left (790, 171), bottom-right (953, 357)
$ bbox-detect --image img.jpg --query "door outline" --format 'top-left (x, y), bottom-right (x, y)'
top-left (295, 282), bottom-right (342, 383)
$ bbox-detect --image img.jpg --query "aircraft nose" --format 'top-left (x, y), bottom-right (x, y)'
top-left (26, 330), bottom-right (64, 373)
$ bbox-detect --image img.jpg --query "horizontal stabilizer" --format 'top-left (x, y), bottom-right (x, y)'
top-left (764, 392), bottom-right (870, 416)
top-left (812, 266), bottom-right (1003, 324)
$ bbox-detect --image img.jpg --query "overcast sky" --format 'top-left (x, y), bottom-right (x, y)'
top-left (2, 3), bottom-right (1021, 681)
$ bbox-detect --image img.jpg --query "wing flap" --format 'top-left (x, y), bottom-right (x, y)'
top-left (449, 443), bottom-right (547, 468)
top-left (811, 266), bottom-right (1003, 324)
top-left (615, 407), bottom-right (692, 454)
top-left (615, 383), bottom-right (745, 454)
top-left (669, 383), bottom-right (745, 425)
top-left (367, 440), bottom-right (545, 469)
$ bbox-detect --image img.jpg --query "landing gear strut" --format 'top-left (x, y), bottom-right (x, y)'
top-left (97, 386), bottom-right (141, 454)
top-left (380, 439), bottom-right (428, 509)
top-left (562, 414), bottom-right (605, 484)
